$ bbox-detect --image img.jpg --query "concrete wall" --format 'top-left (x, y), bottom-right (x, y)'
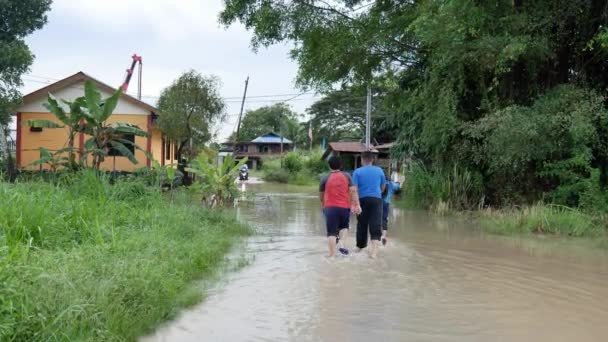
top-left (18, 112), bottom-right (160, 172)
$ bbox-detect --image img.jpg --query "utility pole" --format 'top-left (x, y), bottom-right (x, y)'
top-left (235, 76), bottom-right (249, 142)
top-left (365, 86), bottom-right (372, 150)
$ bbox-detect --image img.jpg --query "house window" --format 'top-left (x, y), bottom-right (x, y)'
top-left (173, 142), bottom-right (179, 159)
top-left (258, 145), bottom-right (269, 153)
top-left (108, 134), bottom-right (135, 156)
top-left (164, 140), bottom-right (171, 160)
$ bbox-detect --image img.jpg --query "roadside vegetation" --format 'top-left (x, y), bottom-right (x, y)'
top-left (0, 69), bottom-right (250, 339)
top-left (221, 1), bottom-right (608, 240)
top-left (261, 149), bottom-right (328, 186)
top-left (0, 171), bottom-right (249, 341)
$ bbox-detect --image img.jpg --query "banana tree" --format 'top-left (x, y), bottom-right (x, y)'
top-left (186, 154), bottom-right (248, 208)
top-left (27, 147), bottom-right (71, 172)
top-left (78, 81), bottom-right (149, 170)
top-left (21, 96), bottom-right (87, 170)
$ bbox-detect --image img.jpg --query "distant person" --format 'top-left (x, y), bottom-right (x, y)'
top-left (381, 172), bottom-right (401, 246)
top-left (352, 151), bottom-right (386, 258)
top-left (319, 156), bottom-right (360, 257)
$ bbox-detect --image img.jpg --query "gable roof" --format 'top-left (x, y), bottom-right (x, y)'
top-left (21, 71), bottom-right (158, 113)
top-left (328, 142), bottom-right (378, 153)
top-left (251, 132), bottom-right (293, 144)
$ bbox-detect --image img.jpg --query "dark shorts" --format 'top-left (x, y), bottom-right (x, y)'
top-left (324, 207), bottom-right (350, 237)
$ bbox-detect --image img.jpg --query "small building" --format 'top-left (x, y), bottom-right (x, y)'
top-left (225, 132), bottom-right (293, 169)
top-left (13, 72), bottom-right (177, 172)
top-left (321, 141), bottom-right (398, 172)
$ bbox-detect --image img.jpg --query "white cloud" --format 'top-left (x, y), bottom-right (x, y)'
top-left (52, 0), bottom-right (235, 42)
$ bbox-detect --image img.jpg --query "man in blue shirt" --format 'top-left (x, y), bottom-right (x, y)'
top-left (352, 151), bottom-right (387, 258)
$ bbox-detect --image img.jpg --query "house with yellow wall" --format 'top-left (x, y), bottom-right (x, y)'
top-left (14, 72), bottom-right (180, 171)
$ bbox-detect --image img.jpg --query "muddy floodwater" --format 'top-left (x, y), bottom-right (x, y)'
top-left (144, 183), bottom-right (608, 342)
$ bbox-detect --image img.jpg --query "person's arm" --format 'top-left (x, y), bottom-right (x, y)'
top-left (349, 186), bottom-right (361, 215)
top-left (347, 172), bottom-right (361, 214)
top-left (319, 176), bottom-right (327, 207)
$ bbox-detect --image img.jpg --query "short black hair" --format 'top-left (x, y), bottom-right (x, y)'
top-left (361, 151), bottom-right (374, 163)
top-left (328, 156), bottom-right (342, 170)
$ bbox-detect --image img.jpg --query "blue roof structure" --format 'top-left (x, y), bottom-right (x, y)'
top-left (251, 132), bottom-right (293, 144)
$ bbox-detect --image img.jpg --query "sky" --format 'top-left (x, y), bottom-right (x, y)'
top-left (12, 0), bottom-right (321, 141)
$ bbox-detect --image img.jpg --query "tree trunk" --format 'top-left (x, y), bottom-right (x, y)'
top-left (176, 139), bottom-right (192, 186)
top-left (0, 124), bottom-right (16, 181)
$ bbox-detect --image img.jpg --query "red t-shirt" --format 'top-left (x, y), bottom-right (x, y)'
top-left (320, 171), bottom-right (353, 209)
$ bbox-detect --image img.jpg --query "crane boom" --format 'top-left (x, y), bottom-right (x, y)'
top-left (121, 54), bottom-right (142, 98)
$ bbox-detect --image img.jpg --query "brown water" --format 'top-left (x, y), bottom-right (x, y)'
top-left (143, 183), bottom-right (608, 342)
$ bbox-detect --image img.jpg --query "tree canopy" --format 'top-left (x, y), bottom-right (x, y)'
top-left (308, 86), bottom-right (396, 145)
top-left (0, 0), bottom-right (51, 125)
top-left (221, 0), bottom-right (608, 207)
top-left (235, 103), bottom-right (301, 143)
top-left (157, 70), bottom-right (225, 160)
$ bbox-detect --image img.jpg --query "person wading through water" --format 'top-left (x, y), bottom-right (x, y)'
top-left (352, 151), bottom-right (386, 258)
top-left (319, 156), bottom-right (361, 257)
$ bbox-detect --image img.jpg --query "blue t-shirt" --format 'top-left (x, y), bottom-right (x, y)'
top-left (383, 181), bottom-right (400, 204)
top-left (353, 165), bottom-right (387, 199)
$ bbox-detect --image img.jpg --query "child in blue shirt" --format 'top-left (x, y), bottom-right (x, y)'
top-left (381, 176), bottom-right (400, 246)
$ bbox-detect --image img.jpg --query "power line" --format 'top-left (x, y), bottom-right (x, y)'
top-left (22, 74), bottom-right (320, 101)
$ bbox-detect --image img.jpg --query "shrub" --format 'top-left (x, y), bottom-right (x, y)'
top-left (263, 168), bottom-right (290, 183)
top-left (283, 152), bottom-right (303, 173)
top-left (305, 150), bottom-right (328, 175)
top-left (404, 162), bottom-right (484, 211)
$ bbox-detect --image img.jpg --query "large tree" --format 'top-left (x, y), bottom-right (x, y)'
top-left (308, 86), bottom-right (396, 145)
top-left (157, 70), bottom-right (226, 181)
top-left (0, 0), bottom-right (52, 179)
top-left (221, 0), bottom-right (608, 207)
top-left (235, 103), bottom-right (301, 143)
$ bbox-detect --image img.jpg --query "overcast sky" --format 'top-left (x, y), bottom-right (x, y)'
top-left (14, 0), bottom-right (320, 141)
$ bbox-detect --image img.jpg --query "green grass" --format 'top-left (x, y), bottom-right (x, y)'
top-left (0, 171), bottom-right (250, 341)
top-left (480, 204), bottom-right (605, 238)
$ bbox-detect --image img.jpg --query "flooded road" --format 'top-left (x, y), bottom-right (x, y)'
top-left (144, 183), bottom-right (608, 342)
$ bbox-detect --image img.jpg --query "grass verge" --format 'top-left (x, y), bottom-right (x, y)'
top-left (0, 171), bottom-right (250, 341)
top-left (479, 204), bottom-right (606, 238)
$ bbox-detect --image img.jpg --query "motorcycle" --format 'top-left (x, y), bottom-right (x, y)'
top-left (239, 168), bottom-right (249, 181)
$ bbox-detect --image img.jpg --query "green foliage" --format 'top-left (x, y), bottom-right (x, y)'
top-left (221, 0), bottom-right (608, 211)
top-left (304, 149), bottom-right (329, 175)
top-left (233, 103), bottom-right (300, 143)
top-left (0, 0), bottom-right (51, 125)
top-left (283, 152), bottom-right (303, 173)
top-left (404, 162), bottom-right (484, 211)
top-left (481, 204), bottom-right (603, 238)
top-left (186, 154), bottom-right (247, 207)
top-left (0, 172), bottom-right (250, 340)
top-left (157, 70), bottom-right (225, 162)
top-left (23, 81), bottom-right (149, 171)
top-left (307, 87), bottom-right (396, 144)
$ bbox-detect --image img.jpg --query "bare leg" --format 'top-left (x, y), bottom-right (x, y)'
top-left (327, 236), bottom-right (337, 257)
top-left (338, 228), bottom-right (348, 248)
top-left (369, 240), bottom-right (380, 258)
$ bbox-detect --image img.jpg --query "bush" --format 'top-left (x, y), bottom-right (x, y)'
top-left (283, 152), bottom-right (303, 173)
top-left (404, 162), bottom-right (484, 211)
top-left (304, 150), bottom-right (328, 175)
top-left (263, 168), bottom-right (290, 183)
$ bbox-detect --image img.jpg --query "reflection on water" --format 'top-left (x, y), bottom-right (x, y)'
top-left (143, 184), bottom-right (608, 342)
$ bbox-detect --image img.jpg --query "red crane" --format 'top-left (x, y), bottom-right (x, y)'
top-left (121, 54), bottom-right (142, 99)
